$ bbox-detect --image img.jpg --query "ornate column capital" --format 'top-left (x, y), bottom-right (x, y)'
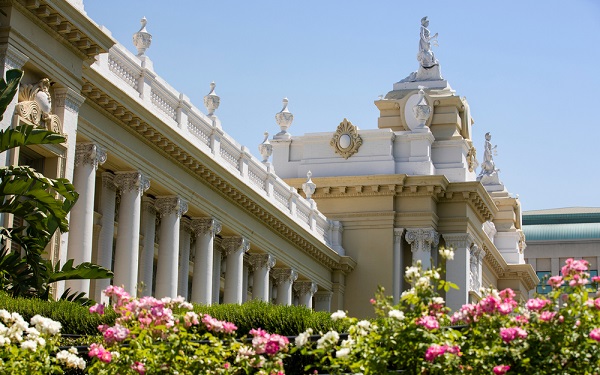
top-left (442, 233), bottom-right (474, 250)
top-left (114, 171), bottom-right (150, 195)
top-left (75, 143), bottom-right (107, 169)
top-left (393, 227), bottom-right (405, 242)
top-left (249, 253), bottom-right (276, 272)
top-left (272, 268), bottom-right (298, 286)
top-left (180, 217), bottom-right (192, 233)
top-left (190, 218), bottom-right (222, 237)
top-left (53, 87), bottom-right (86, 114)
top-left (293, 281), bottom-right (318, 297)
top-left (221, 236), bottom-right (250, 257)
top-left (155, 196), bottom-right (188, 218)
top-left (405, 227), bottom-right (439, 253)
top-left (101, 172), bottom-right (116, 190)
top-left (0, 45), bottom-right (29, 70)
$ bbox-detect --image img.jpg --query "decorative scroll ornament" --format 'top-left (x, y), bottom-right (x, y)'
top-left (330, 118), bottom-right (362, 159)
top-left (221, 236), bottom-right (250, 256)
top-left (75, 143), bottom-right (107, 169)
top-left (191, 218), bottom-right (222, 237)
top-left (132, 17), bottom-right (152, 56)
top-left (155, 196), bottom-right (188, 218)
top-left (258, 131), bottom-right (272, 163)
top-left (249, 253), bottom-right (276, 271)
top-left (274, 98), bottom-right (293, 140)
top-left (293, 281), bottom-right (318, 297)
top-left (114, 171), bottom-right (150, 195)
top-left (16, 78), bottom-right (63, 134)
top-left (272, 268), bottom-right (298, 286)
top-left (405, 228), bottom-right (439, 254)
top-left (203, 81), bottom-right (220, 116)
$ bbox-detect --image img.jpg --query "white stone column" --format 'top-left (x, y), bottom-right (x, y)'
top-left (190, 218), bottom-right (221, 305)
top-left (53, 87), bottom-right (86, 297)
top-left (178, 217), bottom-right (192, 299)
top-left (138, 197), bottom-right (157, 296)
top-left (294, 281), bottom-right (318, 309)
top-left (405, 227), bottom-right (439, 270)
top-left (113, 171), bottom-right (150, 297)
top-left (65, 144), bottom-right (106, 297)
top-left (154, 196), bottom-right (188, 299)
top-left (273, 268), bottom-right (298, 306)
top-left (393, 228), bottom-right (405, 304)
top-left (249, 253), bottom-right (275, 302)
top-left (314, 291), bottom-right (332, 312)
top-left (221, 236), bottom-right (250, 304)
top-left (212, 238), bottom-right (222, 304)
top-left (242, 254), bottom-right (250, 303)
top-left (443, 233), bottom-right (473, 312)
top-left (94, 172), bottom-right (117, 303)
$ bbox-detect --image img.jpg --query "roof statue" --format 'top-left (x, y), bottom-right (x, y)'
top-left (398, 16), bottom-right (444, 85)
top-left (477, 132), bottom-right (502, 186)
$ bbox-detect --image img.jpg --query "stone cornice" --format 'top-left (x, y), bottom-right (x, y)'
top-left (13, 0), bottom-right (115, 60)
top-left (80, 76), bottom-right (354, 274)
top-left (438, 181), bottom-right (497, 222)
top-left (501, 264), bottom-right (539, 291)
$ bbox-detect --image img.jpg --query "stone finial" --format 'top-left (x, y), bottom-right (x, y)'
top-left (203, 81), bottom-right (220, 116)
top-left (133, 17), bottom-right (152, 56)
top-left (274, 97), bottom-right (293, 140)
top-left (258, 131), bottom-right (273, 164)
top-left (302, 171), bottom-right (316, 201)
top-left (411, 86), bottom-right (431, 132)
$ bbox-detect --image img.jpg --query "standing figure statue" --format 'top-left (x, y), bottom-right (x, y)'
top-left (477, 132), bottom-right (503, 187)
top-left (418, 16), bottom-right (439, 69)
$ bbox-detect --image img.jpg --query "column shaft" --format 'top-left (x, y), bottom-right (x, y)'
top-left (273, 268), bottom-right (298, 306)
top-left (178, 218), bottom-right (192, 299)
top-left (138, 197), bottom-right (157, 296)
top-left (443, 233), bottom-right (473, 311)
top-left (294, 281), bottom-right (318, 309)
top-left (250, 254), bottom-right (275, 302)
top-left (222, 237), bottom-right (249, 304)
top-left (191, 219), bottom-right (221, 304)
top-left (393, 228), bottom-right (404, 304)
top-left (94, 173), bottom-right (116, 303)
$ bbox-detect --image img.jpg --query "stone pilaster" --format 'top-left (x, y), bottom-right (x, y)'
top-left (294, 281), bottom-right (318, 309)
top-left (272, 268), bottom-right (298, 306)
top-left (443, 233), bottom-right (474, 311)
top-left (405, 227), bottom-right (439, 270)
top-left (221, 236), bottom-right (250, 304)
top-left (138, 197), bottom-right (157, 296)
top-left (212, 237), bottom-right (223, 304)
top-left (65, 143), bottom-right (106, 297)
top-left (94, 172), bottom-right (117, 303)
top-left (178, 217), bottom-right (192, 299)
top-left (314, 291), bottom-right (332, 312)
top-left (249, 253), bottom-right (275, 302)
top-left (113, 171), bottom-right (150, 297)
top-left (393, 228), bottom-right (405, 304)
top-left (190, 218), bottom-right (221, 304)
top-left (154, 196), bottom-right (188, 298)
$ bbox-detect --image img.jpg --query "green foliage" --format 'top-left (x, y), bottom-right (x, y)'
top-left (0, 69), bottom-right (23, 121)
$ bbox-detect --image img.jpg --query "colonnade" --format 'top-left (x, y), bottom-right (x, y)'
top-left (66, 143), bottom-right (323, 309)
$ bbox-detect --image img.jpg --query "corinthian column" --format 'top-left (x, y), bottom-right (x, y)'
top-left (272, 268), bottom-right (298, 306)
top-left (138, 197), bottom-right (157, 296)
top-left (94, 172), bottom-right (117, 303)
top-left (154, 196), bottom-right (188, 298)
top-left (405, 227), bottom-right (439, 270)
top-left (294, 281), bottom-right (318, 309)
top-left (442, 233), bottom-right (473, 312)
top-left (66, 143), bottom-right (106, 297)
top-left (249, 253), bottom-right (275, 302)
top-left (212, 238), bottom-right (222, 304)
top-left (178, 217), bottom-right (192, 299)
top-left (221, 236), bottom-right (250, 304)
top-left (393, 228), bottom-right (405, 304)
top-left (190, 218), bottom-right (221, 304)
top-left (113, 171), bottom-right (150, 297)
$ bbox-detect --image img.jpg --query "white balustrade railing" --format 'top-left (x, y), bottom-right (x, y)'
top-left (92, 42), bottom-right (343, 254)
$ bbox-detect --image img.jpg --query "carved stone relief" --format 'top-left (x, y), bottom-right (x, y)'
top-left (330, 118), bottom-right (362, 159)
top-left (17, 78), bottom-right (63, 135)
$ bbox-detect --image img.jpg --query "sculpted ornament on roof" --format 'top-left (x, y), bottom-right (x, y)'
top-left (17, 78), bottom-right (63, 135)
top-left (330, 118), bottom-right (362, 159)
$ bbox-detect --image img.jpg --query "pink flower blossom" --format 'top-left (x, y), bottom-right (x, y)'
top-left (592, 276), bottom-right (600, 282)
top-left (539, 311), bottom-right (556, 322)
top-left (569, 273), bottom-right (589, 287)
top-left (561, 258), bottom-right (589, 277)
top-left (547, 276), bottom-right (564, 288)
top-left (89, 303), bottom-right (105, 315)
top-left (416, 315), bottom-right (439, 330)
top-left (424, 344), bottom-right (460, 362)
top-left (131, 361), bottom-right (146, 374)
top-left (369, 298), bottom-right (376, 304)
top-left (479, 295), bottom-right (500, 313)
top-left (493, 365), bottom-right (511, 374)
top-left (102, 324), bottom-right (129, 344)
top-left (526, 298), bottom-right (550, 311)
top-left (500, 327), bottom-right (527, 343)
top-left (498, 302), bottom-right (514, 315)
top-left (499, 288), bottom-right (516, 300)
top-left (88, 343), bottom-right (112, 363)
top-left (590, 328), bottom-right (600, 342)
top-left (595, 298), bottom-right (600, 310)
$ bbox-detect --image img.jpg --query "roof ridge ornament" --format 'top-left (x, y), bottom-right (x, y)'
top-left (274, 97), bottom-right (293, 140)
top-left (398, 16), bottom-right (443, 83)
top-left (133, 17), bottom-right (152, 56)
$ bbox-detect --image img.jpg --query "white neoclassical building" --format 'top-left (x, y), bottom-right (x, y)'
top-left (0, 2), bottom-right (536, 317)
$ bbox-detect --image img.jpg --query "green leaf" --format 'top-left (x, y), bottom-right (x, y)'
top-left (0, 69), bottom-right (23, 122)
top-left (48, 259), bottom-right (113, 283)
top-left (0, 125), bottom-right (65, 153)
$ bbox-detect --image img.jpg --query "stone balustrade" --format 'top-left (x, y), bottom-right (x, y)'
top-left (93, 43), bottom-right (338, 251)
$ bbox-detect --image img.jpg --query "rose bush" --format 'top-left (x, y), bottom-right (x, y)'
top-left (86, 286), bottom-right (289, 374)
top-left (295, 253), bottom-right (600, 375)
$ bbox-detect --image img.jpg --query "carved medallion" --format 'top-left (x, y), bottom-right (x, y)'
top-left (330, 118), bottom-right (362, 159)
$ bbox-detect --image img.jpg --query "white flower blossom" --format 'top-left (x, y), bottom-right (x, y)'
top-left (405, 266), bottom-right (420, 280)
top-left (331, 310), bottom-right (346, 321)
top-left (432, 297), bottom-right (445, 305)
top-left (317, 330), bottom-right (339, 349)
top-left (295, 328), bottom-right (313, 348)
top-left (388, 309), bottom-right (405, 320)
top-left (439, 248), bottom-right (454, 260)
top-left (57, 348), bottom-right (86, 370)
top-left (31, 315), bottom-right (61, 336)
top-left (336, 347), bottom-right (350, 358)
top-left (21, 339), bottom-right (37, 351)
top-left (415, 277), bottom-right (430, 289)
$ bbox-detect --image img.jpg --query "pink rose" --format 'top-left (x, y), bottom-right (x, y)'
top-left (493, 365), bottom-right (510, 374)
top-left (590, 328), bottom-right (600, 342)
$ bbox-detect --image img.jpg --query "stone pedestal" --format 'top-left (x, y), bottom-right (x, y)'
top-left (395, 131), bottom-right (435, 176)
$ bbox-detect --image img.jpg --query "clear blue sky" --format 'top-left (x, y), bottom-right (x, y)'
top-left (84, 0), bottom-right (600, 211)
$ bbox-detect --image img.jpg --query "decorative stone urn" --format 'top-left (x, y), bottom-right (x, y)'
top-left (274, 98), bottom-right (293, 140)
top-left (203, 82), bottom-right (220, 116)
top-left (258, 131), bottom-right (272, 163)
top-left (302, 171), bottom-right (316, 201)
top-left (132, 17), bottom-right (152, 56)
top-left (411, 86), bottom-right (431, 132)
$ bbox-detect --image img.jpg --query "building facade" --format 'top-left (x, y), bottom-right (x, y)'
top-left (0, 2), bottom-right (536, 317)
